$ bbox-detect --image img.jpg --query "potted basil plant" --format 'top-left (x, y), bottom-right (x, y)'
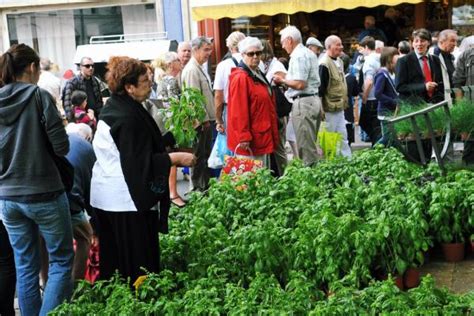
top-left (161, 84), bottom-right (207, 150)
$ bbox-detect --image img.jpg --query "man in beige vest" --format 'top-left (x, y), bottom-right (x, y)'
top-left (273, 25), bottom-right (322, 166)
top-left (319, 35), bottom-right (352, 157)
top-left (181, 36), bottom-right (215, 191)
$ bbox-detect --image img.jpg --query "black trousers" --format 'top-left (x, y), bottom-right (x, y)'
top-left (95, 209), bottom-right (160, 284)
top-left (359, 100), bottom-right (382, 145)
top-left (0, 221), bottom-right (16, 316)
top-left (463, 140), bottom-right (474, 165)
top-left (192, 124), bottom-right (213, 191)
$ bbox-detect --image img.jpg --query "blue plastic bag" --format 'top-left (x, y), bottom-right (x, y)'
top-left (208, 132), bottom-right (231, 169)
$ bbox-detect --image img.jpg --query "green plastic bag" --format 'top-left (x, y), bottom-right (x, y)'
top-left (318, 122), bottom-right (342, 160)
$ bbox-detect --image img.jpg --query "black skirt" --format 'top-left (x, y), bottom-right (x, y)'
top-left (95, 209), bottom-right (160, 284)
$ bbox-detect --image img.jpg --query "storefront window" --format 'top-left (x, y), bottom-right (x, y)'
top-left (452, 2), bottom-right (474, 37)
top-left (7, 4), bottom-right (158, 74)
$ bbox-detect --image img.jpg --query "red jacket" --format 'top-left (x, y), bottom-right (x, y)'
top-left (227, 66), bottom-right (279, 156)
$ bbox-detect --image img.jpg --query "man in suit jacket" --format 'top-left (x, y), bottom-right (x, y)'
top-left (181, 36), bottom-right (215, 191)
top-left (396, 28), bottom-right (444, 104)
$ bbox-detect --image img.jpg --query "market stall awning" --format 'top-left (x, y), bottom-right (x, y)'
top-left (190, 0), bottom-right (424, 21)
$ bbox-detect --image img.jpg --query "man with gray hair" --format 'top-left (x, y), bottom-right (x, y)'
top-left (319, 35), bottom-right (352, 157)
top-left (214, 31), bottom-right (246, 133)
top-left (181, 36), bottom-right (215, 191)
top-left (273, 25), bottom-right (321, 166)
top-left (434, 29), bottom-right (458, 104)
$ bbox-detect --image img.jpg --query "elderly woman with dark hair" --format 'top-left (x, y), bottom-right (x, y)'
top-left (227, 37), bottom-right (279, 167)
top-left (90, 56), bottom-right (195, 283)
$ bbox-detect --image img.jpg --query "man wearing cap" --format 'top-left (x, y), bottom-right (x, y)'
top-left (181, 36), bottom-right (215, 191)
top-left (273, 25), bottom-right (321, 166)
top-left (306, 37), bottom-right (324, 59)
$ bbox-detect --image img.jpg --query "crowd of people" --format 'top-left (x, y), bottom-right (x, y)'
top-left (0, 17), bottom-right (473, 315)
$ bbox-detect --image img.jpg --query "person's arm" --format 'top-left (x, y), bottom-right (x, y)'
top-left (318, 64), bottom-right (329, 98)
top-left (273, 56), bottom-right (307, 90)
top-left (214, 89), bottom-right (225, 130)
top-left (453, 51), bottom-right (467, 89)
top-left (61, 79), bottom-right (74, 117)
top-left (39, 89), bottom-right (69, 156)
top-left (374, 73), bottom-right (397, 108)
top-left (228, 73), bottom-right (252, 152)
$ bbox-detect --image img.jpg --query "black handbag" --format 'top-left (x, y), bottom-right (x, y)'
top-left (272, 84), bottom-right (292, 118)
top-left (35, 88), bottom-right (74, 192)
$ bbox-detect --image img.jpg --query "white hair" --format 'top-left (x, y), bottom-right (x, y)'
top-left (324, 35), bottom-right (341, 50)
top-left (459, 35), bottom-right (474, 54)
top-left (66, 123), bottom-right (93, 141)
top-left (226, 31), bottom-right (246, 50)
top-left (375, 40), bottom-right (385, 50)
top-left (279, 25), bottom-right (302, 43)
top-left (238, 37), bottom-right (263, 54)
top-left (438, 29), bottom-right (457, 43)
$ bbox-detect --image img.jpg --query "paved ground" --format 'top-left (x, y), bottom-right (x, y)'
top-left (420, 249), bottom-right (474, 294)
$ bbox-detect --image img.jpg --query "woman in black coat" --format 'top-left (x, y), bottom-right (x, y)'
top-left (90, 56), bottom-right (195, 283)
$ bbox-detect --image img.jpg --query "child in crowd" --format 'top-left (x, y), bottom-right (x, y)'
top-left (374, 47), bottom-right (400, 146)
top-left (71, 90), bottom-right (96, 129)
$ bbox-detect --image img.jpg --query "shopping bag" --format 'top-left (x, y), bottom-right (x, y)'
top-left (222, 145), bottom-right (263, 176)
top-left (318, 122), bottom-right (342, 160)
top-left (208, 133), bottom-right (231, 169)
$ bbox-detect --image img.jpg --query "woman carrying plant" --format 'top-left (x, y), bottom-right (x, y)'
top-left (227, 37), bottom-right (279, 166)
top-left (149, 53), bottom-right (186, 208)
top-left (90, 56), bottom-right (195, 283)
top-left (374, 47), bottom-right (400, 146)
top-left (0, 44), bottom-right (73, 316)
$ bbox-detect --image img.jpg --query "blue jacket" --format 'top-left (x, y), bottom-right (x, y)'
top-left (374, 68), bottom-right (398, 115)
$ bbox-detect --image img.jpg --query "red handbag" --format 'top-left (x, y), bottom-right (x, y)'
top-left (222, 145), bottom-right (263, 176)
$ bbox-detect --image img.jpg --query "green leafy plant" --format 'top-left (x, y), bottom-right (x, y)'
top-left (426, 170), bottom-right (474, 243)
top-left (451, 99), bottom-right (474, 140)
top-left (161, 84), bottom-right (207, 148)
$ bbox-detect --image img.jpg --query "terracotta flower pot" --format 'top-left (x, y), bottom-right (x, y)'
top-left (394, 275), bottom-right (404, 291)
top-left (403, 267), bottom-right (420, 289)
top-left (441, 242), bottom-right (465, 262)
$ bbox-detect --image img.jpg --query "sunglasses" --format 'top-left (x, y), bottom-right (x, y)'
top-left (81, 64), bottom-right (94, 69)
top-left (245, 51), bottom-right (263, 58)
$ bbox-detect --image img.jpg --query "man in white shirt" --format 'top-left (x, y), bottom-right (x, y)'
top-left (360, 36), bottom-right (382, 144)
top-left (273, 25), bottom-right (322, 166)
top-left (213, 31), bottom-right (246, 133)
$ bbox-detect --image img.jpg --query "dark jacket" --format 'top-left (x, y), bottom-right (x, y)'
top-left (66, 134), bottom-right (96, 215)
top-left (100, 93), bottom-right (172, 232)
top-left (62, 74), bottom-right (103, 117)
top-left (395, 52), bottom-right (444, 104)
top-left (0, 83), bottom-right (69, 197)
top-left (374, 68), bottom-right (399, 115)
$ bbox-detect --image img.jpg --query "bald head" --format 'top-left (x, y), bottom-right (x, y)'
top-left (177, 41), bottom-right (192, 67)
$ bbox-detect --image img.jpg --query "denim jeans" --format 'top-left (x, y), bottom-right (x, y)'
top-left (0, 220), bottom-right (16, 316)
top-left (0, 193), bottom-right (74, 316)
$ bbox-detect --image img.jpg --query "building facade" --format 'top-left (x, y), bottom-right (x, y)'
top-left (0, 0), bottom-right (195, 74)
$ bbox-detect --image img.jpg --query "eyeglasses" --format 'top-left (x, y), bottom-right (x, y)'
top-left (81, 64), bottom-right (94, 69)
top-left (245, 51), bottom-right (263, 58)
